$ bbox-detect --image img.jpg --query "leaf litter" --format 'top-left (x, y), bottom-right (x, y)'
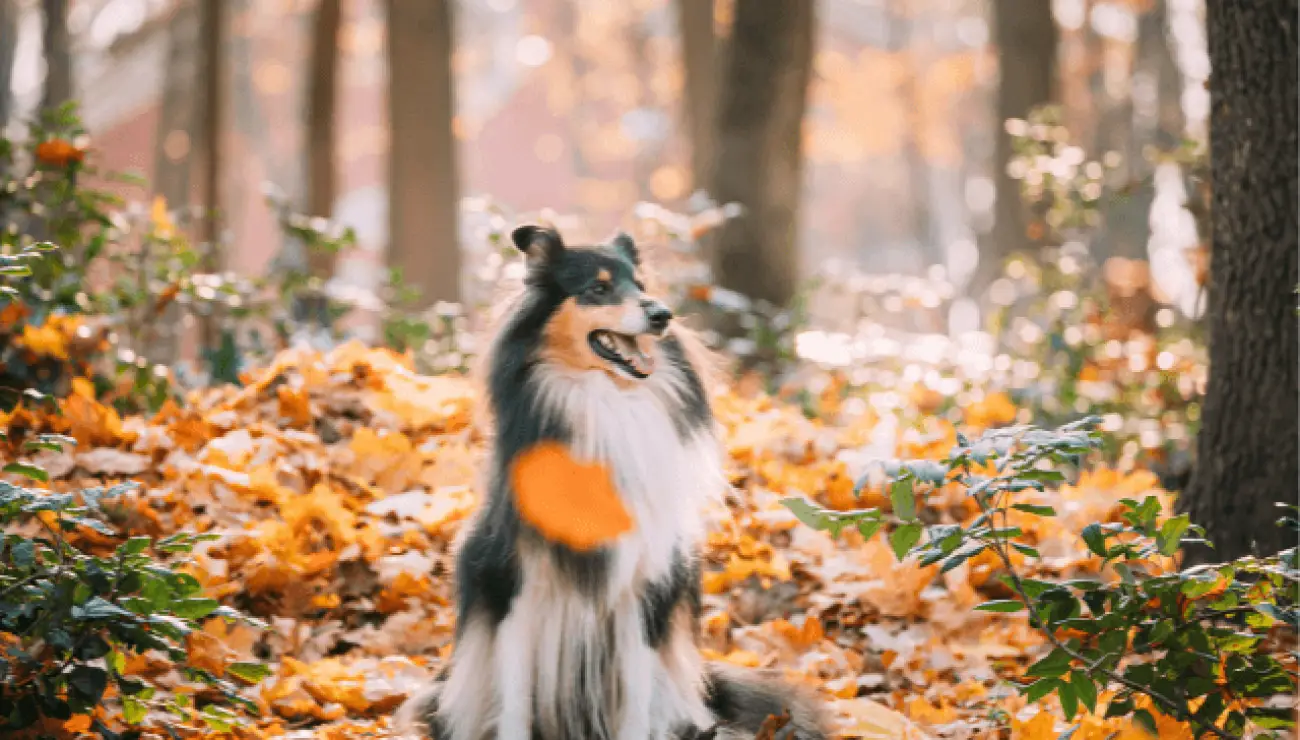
top-left (0, 341), bottom-right (1206, 739)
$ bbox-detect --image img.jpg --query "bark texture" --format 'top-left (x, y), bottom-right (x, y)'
top-left (386, 0), bottom-right (461, 306)
top-left (973, 0), bottom-right (1057, 296)
top-left (676, 0), bottom-right (717, 194)
top-left (40, 0), bottom-right (71, 111)
top-left (1181, 1), bottom-right (1298, 562)
top-left (0, 0), bottom-right (16, 125)
top-left (306, 0), bottom-right (341, 280)
top-left (709, 0), bottom-right (814, 308)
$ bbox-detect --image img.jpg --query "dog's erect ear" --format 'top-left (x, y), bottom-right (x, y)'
top-left (609, 231), bottom-right (639, 266)
top-left (511, 224), bottom-right (565, 266)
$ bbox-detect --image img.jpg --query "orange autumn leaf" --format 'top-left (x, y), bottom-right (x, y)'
top-left (277, 385), bottom-right (312, 428)
top-left (35, 138), bottom-right (84, 167)
top-left (511, 442), bottom-right (633, 551)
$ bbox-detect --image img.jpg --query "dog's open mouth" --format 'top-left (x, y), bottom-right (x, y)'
top-left (588, 330), bottom-right (654, 378)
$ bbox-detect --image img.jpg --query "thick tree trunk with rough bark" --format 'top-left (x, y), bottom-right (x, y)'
top-left (676, 0), bottom-right (716, 195)
top-left (709, 0), bottom-right (814, 308)
top-left (40, 0), bottom-right (71, 111)
top-left (306, 0), bottom-right (341, 278)
top-left (386, 0), bottom-right (460, 306)
top-left (973, 0), bottom-right (1057, 296)
top-left (1180, 1), bottom-right (1298, 562)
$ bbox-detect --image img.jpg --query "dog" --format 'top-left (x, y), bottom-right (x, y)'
top-left (394, 225), bottom-right (828, 740)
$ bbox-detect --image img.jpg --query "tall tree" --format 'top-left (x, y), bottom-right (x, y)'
top-left (676, 0), bottom-right (716, 194)
top-left (972, 0), bottom-right (1058, 296)
top-left (709, 0), bottom-right (814, 308)
top-left (153, 2), bottom-right (201, 208)
top-left (0, 0), bottom-right (16, 126)
top-left (305, 0), bottom-right (341, 247)
top-left (385, 0), bottom-right (460, 306)
top-left (41, 0), bottom-right (71, 111)
top-left (196, 0), bottom-right (225, 252)
top-left (1180, 0), bottom-right (1298, 562)
top-left (149, 0), bottom-right (204, 364)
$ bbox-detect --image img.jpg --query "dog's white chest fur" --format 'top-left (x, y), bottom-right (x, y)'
top-left (535, 368), bottom-right (724, 595)
top-left (438, 368), bottom-right (724, 740)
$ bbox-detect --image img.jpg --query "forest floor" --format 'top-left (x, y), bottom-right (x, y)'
top-left (13, 342), bottom-right (1200, 740)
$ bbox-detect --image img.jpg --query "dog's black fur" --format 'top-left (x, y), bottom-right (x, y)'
top-left (396, 226), bottom-right (828, 740)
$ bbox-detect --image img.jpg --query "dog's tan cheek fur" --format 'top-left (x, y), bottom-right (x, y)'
top-left (541, 299), bottom-right (651, 387)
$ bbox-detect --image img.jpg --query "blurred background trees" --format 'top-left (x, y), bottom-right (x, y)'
top-left (0, 0), bottom-right (1214, 317)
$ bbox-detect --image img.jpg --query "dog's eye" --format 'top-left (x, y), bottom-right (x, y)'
top-left (589, 282), bottom-right (612, 297)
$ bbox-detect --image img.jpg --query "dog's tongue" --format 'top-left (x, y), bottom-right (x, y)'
top-left (614, 333), bottom-right (654, 375)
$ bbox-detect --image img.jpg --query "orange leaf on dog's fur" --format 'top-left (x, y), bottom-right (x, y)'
top-left (511, 442), bottom-right (633, 551)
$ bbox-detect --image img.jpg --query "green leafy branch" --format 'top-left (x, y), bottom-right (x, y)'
top-left (782, 420), bottom-right (1297, 740)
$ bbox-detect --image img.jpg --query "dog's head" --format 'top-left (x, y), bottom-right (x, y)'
top-left (512, 224), bottom-right (673, 383)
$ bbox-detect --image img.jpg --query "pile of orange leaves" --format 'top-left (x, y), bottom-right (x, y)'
top-left (0, 341), bottom-right (1204, 739)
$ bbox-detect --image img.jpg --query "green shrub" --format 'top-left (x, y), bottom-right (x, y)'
top-left (1, 214), bottom-right (267, 739)
top-left (783, 420), bottom-right (1297, 739)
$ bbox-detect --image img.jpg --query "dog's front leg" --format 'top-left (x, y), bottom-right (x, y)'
top-left (493, 605), bottom-right (536, 739)
top-left (615, 604), bottom-right (656, 740)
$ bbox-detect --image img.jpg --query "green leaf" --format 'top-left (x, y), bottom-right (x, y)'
top-left (72, 597), bottom-right (134, 621)
top-left (1026, 649), bottom-right (1073, 678)
top-left (975, 599), bottom-right (1026, 613)
top-left (1058, 680), bottom-right (1079, 720)
top-left (107, 650), bottom-right (126, 675)
top-left (890, 478), bottom-right (916, 521)
top-left (10, 538), bottom-right (34, 567)
top-left (1012, 542), bottom-right (1041, 558)
top-left (171, 597), bottom-right (220, 619)
top-left (123, 536), bottom-right (152, 555)
top-left (1081, 523), bottom-right (1107, 557)
top-left (1148, 620), bottom-right (1175, 644)
top-left (889, 523), bottom-right (923, 561)
top-left (780, 497), bottom-right (831, 531)
top-left (857, 517), bottom-right (883, 541)
top-left (1070, 670), bottom-right (1097, 714)
top-left (3, 462), bottom-right (48, 482)
top-left (1132, 709), bottom-right (1158, 737)
top-left (1156, 514), bottom-right (1191, 556)
top-left (1022, 677), bottom-right (1061, 702)
top-left (69, 665), bottom-right (108, 703)
top-left (122, 696), bottom-right (147, 724)
top-left (227, 661), bottom-right (273, 684)
top-left (1011, 503), bottom-right (1057, 517)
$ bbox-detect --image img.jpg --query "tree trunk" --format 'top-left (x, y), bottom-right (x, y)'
top-left (385, 0), bottom-right (460, 307)
top-left (973, 0), bottom-right (1057, 296)
top-left (40, 0), bottom-right (71, 111)
top-left (149, 1), bottom-right (204, 365)
top-left (154, 2), bottom-right (200, 208)
top-left (709, 0), bottom-right (814, 308)
top-left (197, 0), bottom-right (225, 253)
top-left (0, 0), bottom-right (16, 126)
top-left (1180, 0), bottom-right (1298, 563)
top-left (306, 0), bottom-right (341, 240)
top-left (676, 0), bottom-right (716, 195)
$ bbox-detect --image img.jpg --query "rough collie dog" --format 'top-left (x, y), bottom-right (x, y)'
top-left (395, 225), bottom-right (827, 740)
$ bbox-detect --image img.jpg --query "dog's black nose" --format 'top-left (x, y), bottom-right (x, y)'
top-left (642, 300), bottom-right (673, 333)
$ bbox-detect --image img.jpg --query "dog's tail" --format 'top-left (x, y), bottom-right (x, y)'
top-left (392, 681), bottom-right (444, 739)
top-left (703, 662), bottom-right (830, 739)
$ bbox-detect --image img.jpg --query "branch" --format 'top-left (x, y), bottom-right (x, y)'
top-left (977, 496), bottom-right (1241, 740)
